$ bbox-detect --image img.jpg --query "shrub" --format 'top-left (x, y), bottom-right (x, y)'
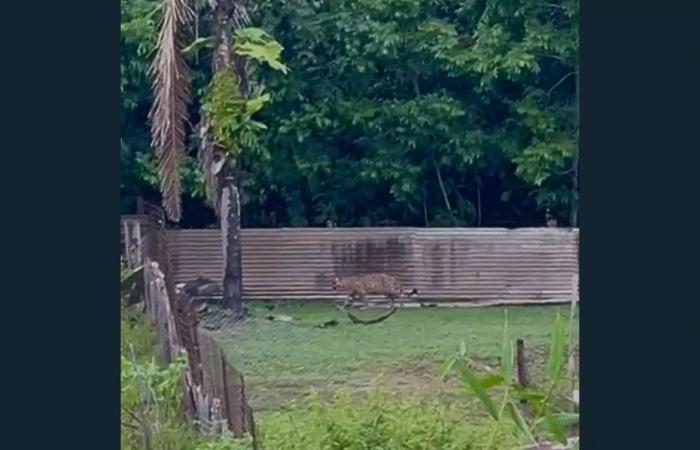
top-left (121, 335), bottom-right (201, 450)
top-left (121, 293), bottom-right (202, 450)
top-left (442, 305), bottom-right (579, 447)
top-left (259, 391), bottom-right (522, 450)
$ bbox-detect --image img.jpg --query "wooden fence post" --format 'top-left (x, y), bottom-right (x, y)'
top-left (516, 338), bottom-right (530, 388)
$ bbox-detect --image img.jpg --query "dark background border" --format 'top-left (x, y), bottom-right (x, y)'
top-left (1, 2), bottom-right (120, 449)
top-left (1, 1), bottom-right (700, 449)
top-left (580, 1), bottom-right (700, 448)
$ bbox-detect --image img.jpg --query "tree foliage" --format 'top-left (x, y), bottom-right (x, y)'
top-left (121, 0), bottom-right (579, 227)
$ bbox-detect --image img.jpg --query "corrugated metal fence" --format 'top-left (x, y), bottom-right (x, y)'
top-left (165, 227), bottom-right (579, 304)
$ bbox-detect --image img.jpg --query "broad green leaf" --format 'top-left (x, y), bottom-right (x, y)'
top-left (511, 385), bottom-right (546, 405)
top-left (235, 27), bottom-right (270, 41)
top-left (183, 36), bottom-right (215, 56)
top-left (478, 373), bottom-right (505, 390)
top-left (234, 28), bottom-right (289, 74)
top-left (454, 358), bottom-right (499, 420)
top-left (547, 312), bottom-right (567, 382)
top-left (501, 309), bottom-right (513, 381)
top-left (246, 94), bottom-right (271, 115)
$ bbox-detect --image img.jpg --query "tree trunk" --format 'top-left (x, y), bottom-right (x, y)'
top-left (220, 163), bottom-right (244, 317)
top-left (211, 0), bottom-right (249, 317)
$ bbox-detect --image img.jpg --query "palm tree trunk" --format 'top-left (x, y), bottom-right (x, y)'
top-left (212, 0), bottom-right (249, 316)
top-left (209, 1), bottom-right (256, 444)
top-left (220, 164), bottom-right (244, 316)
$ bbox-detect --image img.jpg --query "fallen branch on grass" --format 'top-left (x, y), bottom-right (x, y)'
top-left (336, 303), bottom-right (398, 325)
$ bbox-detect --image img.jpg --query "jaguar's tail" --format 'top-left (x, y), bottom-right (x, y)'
top-left (405, 288), bottom-right (418, 297)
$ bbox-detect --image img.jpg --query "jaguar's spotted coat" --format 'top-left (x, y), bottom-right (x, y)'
top-left (331, 273), bottom-right (418, 307)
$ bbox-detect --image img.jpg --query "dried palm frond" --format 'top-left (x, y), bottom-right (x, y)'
top-left (148, 0), bottom-right (195, 222)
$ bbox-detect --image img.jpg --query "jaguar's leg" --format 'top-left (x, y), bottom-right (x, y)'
top-left (344, 291), bottom-right (361, 308)
top-left (385, 293), bottom-right (399, 309)
top-left (357, 291), bottom-right (369, 309)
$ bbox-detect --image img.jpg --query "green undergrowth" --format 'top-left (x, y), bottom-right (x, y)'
top-left (121, 305), bottom-right (526, 450)
top-left (259, 391), bottom-right (523, 450)
top-left (121, 293), bottom-right (577, 450)
top-left (121, 307), bottom-right (203, 450)
top-left (121, 306), bottom-right (158, 361)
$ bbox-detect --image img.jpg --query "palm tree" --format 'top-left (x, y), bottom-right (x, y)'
top-left (149, 0), bottom-right (285, 317)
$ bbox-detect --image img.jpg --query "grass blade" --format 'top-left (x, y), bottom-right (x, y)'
top-left (534, 412), bottom-right (579, 429)
top-left (501, 309), bottom-right (514, 381)
top-left (439, 357), bottom-right (456, 381)
top-left (535, 413), bottom-right (579, 444)
top-left (546, 313), bottom-right (567, 382)
top-left (567, 292), bottom-right (578, 351)
top-left (506, 402), bottom-right (535, 443)
top-left (454, 358), bottom-right (499, 420)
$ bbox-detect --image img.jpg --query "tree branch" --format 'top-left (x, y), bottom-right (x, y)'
top-left (547, 71), bottom-right (577, 98)
top-left (476, 174), bottom-right (482, 227)
top-left (432, 154), bottom-right (456, 224)
top-left (537, 53), bottom-right (570, 65)
top-left (423, 184), bottom-right (430, 227)
top-left (122, 421), bottom-right (140, 430)
top-left (340, 305), bottom-right (398, 325)
top-left (122, 405), bottom-right (143, 425)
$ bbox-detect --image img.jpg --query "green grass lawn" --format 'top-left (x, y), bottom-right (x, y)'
top-left (209, 302), bottom-right (578, 413)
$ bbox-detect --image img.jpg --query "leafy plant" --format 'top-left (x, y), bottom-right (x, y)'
top-left (121, 319), bottom-right (199, 450)
top-left (234, 28), bottom-right (289, 74)
top-left (194, 437), bottom-right (254, 450)
top-left (120, 266), bottom-right (200, 450)
top-left (121, 309), bottom-right (159, 362)
top-left (442, 305), bottom-right (579, 447)
top-left (259, 391), bottom-right (521, 450)
top-left (201, 27), bottom-right (289, 159)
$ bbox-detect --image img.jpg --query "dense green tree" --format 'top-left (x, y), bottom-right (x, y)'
top-left (121, 0), bottom-right (579, 228)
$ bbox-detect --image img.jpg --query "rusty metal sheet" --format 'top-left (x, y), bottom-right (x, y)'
top-left (164, 227), bottom-right (579, 303)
